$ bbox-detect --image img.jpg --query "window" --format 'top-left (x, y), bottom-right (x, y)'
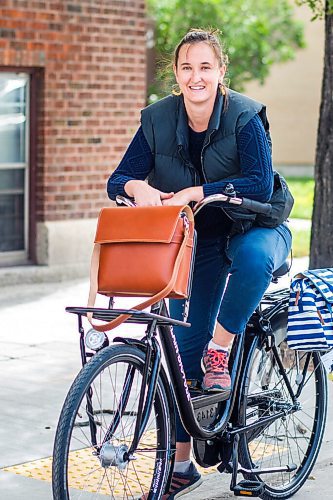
top-left (0, 73), bottom-right (29, 264)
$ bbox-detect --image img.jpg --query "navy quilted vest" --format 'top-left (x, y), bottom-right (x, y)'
top-left (141, 89), bottom-right (268, 192)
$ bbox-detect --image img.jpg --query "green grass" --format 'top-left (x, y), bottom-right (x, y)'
top-left (290, 228), bottom-right (311, 258)
top-left (286, 177), bottom-right (314, 220)
top-left (284, 176), bottom-right (314, 257)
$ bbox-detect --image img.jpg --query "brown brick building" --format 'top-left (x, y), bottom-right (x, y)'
top-left (0, 0), bottom-right (146, 274)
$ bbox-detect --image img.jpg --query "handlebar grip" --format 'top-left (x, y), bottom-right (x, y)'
top-left (241, 198), bottom-right (272, 215)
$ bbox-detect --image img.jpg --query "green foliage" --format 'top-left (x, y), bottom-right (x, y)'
top-left (286, 177), bottom-right (314, 219)
top-left (147, 0), bottom-right (305, 99)
top-left (296, 0), bottom-right (333, 20)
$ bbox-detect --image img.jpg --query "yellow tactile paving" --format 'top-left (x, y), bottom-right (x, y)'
top-left (2, 436), bottom-right (287, 497)
top-left (249, 440), bottom-right (287, 461)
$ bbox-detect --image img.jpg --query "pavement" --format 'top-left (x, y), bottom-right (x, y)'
top-left (0, 256), bottom-right (332, 499)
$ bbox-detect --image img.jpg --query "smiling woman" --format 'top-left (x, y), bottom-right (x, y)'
top-left (173, 31), bottom-right (227, 133)
top-left (107, 27), bottom-right (292, 499)
top-left (174, 44), bottom-right (225, 120)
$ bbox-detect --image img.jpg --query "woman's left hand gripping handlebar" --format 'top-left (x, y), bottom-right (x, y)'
top-left (162, 186), bottom-right (204, 206)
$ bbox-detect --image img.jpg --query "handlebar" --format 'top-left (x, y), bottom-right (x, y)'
top-left (116, 194), bottom-right (272, 217)
top-left (116, 195), bottom-right (137, 207)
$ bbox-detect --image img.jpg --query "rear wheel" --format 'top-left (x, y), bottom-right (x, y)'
top-left (239, 312), bottom-right (328, 499)
top-left (52, 344), bottom-right (172, 499)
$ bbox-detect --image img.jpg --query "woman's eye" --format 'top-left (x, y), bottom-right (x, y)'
top-left (202, 66), bottom-right (211, 70)
top-left (182, 66), bottom-right (191, 71)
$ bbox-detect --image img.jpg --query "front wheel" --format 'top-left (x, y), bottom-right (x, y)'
top-left (52, 344), bottom-right (172, 499)
top-left (239, 311), bottom-right (328, 499)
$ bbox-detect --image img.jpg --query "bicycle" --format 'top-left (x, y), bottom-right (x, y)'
top-left (52, 194), bottom-right (328, 499)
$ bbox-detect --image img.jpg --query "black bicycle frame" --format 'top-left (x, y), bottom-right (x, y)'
top-left (69, 292), bottom-right (299, 455)
top-left (145, 300), bottom-right (300, 444)
top-left (156, 301), bottom-right (246, 440)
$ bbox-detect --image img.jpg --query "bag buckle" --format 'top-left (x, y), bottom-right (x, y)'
top-left (182, 214), bottom-right (190, 231)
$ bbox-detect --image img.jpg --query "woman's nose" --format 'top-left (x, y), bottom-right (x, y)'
top-left (191, 70), bottom-right (202, 83)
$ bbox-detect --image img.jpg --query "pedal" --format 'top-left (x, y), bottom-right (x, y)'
top-left (233, 479), bottom-right (264, 497)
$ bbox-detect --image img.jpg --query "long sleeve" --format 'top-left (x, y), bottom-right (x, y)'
top-left (203, 114), bottom-right (274, 202)
top-left (107, 126), bottom-right (154, 200)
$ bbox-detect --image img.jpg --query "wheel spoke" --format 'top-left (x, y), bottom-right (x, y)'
top-left (53, 345), bottom-right (171, 499)
top-left (241, 332), bottom-right (327, 495)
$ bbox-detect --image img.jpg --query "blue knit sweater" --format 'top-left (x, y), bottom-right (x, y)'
top-left (107, 113), bottom-right (273, 237)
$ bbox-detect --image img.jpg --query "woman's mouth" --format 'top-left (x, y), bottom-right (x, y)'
top-left (189, 85), bottom-right (205, 91)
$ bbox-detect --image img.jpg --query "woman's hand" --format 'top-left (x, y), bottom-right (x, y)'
top-left (125, 180), bottom-right (173, 206)
top-left (162, 186), bottom-right (204, 206)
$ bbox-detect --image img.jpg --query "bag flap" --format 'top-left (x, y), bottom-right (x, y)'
top-left (299, 268), bottom-right (333, 303)
top-left (95, 205), bottom-right (193, 243)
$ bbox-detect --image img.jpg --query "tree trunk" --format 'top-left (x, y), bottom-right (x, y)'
top-left (310, 2), bottom-right (333, 268)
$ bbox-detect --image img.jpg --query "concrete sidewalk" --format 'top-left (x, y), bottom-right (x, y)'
top-left (0, 257), bottom-right (332, 499)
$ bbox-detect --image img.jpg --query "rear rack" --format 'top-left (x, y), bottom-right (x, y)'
top-left (260, 287), bottom-right (289, 320)
top-left (261, 287), bottom-right (289, 305)
top-left (66, 307), bottom-right (191, 328)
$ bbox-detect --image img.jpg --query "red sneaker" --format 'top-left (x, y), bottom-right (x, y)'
top-left (201, 344), bottom-right (231, 392)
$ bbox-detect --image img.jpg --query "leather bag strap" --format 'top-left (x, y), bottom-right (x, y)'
top-left (87, 214), bottom-right (191, 332)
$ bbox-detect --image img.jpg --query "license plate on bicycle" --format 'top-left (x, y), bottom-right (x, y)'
top-left (194, 403), bottom-right (219, 425)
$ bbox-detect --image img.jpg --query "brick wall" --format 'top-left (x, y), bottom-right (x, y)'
top-left (0, 0), bottom-right (146, 222)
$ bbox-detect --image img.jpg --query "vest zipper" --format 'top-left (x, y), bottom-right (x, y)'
top-left (200, 130), bottom-right (216, 183)
top-left (200, 129), bottom-right (240, 235)
top-left (178, 145), bottom-right (200, 186)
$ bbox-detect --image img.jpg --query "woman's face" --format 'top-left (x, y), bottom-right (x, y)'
top-left (174, 42), bottom-right (226, 106)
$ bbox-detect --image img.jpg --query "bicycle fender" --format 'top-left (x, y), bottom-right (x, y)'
top-left (113, 336), bottom-right (147, 350)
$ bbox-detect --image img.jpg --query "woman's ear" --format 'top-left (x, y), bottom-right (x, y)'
top-left (219, 64), bottom-right (227, 83)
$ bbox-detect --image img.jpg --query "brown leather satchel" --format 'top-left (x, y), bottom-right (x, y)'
top-left (88, 205), bottom-right (195, 331)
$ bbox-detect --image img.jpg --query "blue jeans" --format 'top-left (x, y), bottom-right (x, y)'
top-left (169, 223), bottom-right (292, 442)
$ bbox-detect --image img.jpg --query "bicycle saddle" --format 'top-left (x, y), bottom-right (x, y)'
top-left (273, 260), bottom-right (290, 278)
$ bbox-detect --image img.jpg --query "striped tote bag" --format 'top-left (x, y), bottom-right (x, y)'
top-left (287, 268), bottom-right (333, 350)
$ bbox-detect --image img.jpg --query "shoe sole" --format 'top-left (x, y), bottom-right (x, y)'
top-left (173, 476), bottom-right (203, 499)
top-left (201, 385), bottom-right (231, 393)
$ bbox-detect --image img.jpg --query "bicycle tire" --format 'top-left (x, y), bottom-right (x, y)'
top-left (239, 311), bottom-right (328, 499)
top-left (52, 344), bottom-right (172, 500)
